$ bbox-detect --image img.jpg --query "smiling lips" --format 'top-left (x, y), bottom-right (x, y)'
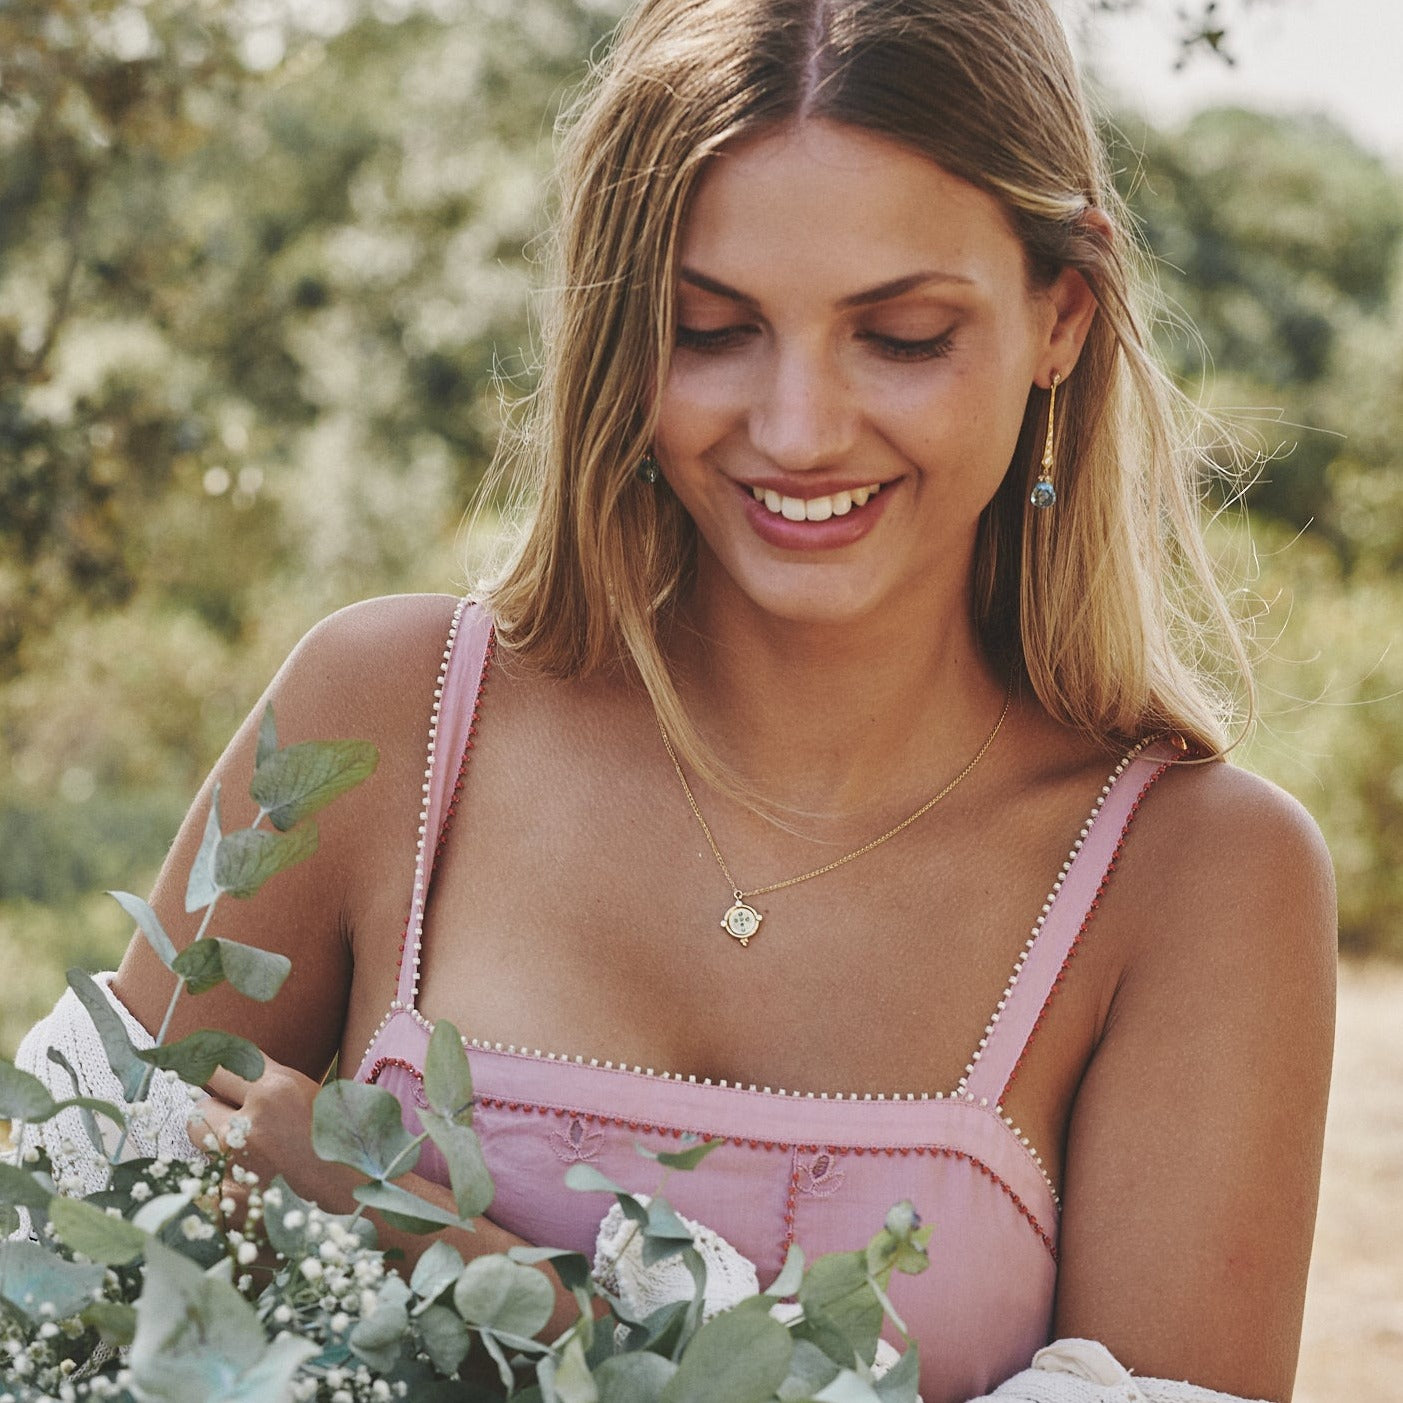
top-left (748, 482), bottom-right (883, 522)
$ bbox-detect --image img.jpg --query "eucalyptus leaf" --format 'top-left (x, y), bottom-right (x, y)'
top-left (66, 968), bottom-right (147, 1101)
top-left (0, 1204), bottom-right (18, 1237)
top-left (186, 783), bottom-right (223, 913)
top-left (410, 1239), bottom-right (465, 1305)
top-left (651, 1139), bottom-right (722, 1172)
top-left (872, 1344), bottom-right (921, 1403)
top-left (423, 1018), bottom-right (474, 1120)
top-left (640, 1196), bottom-right (696, 1265)
top-left (110, 890), bottom-right (178, 968)
top-left (798, 1252), bottom-right (883, 1368)
top-left (132, 1192), bottom-right (195, 1236)
top-left (214, 823), bottom-right (319, 900)
top-left (452, 1255), bottom-right (555, 1339)
top-left (49, 1195), bottom-right (148, 1265)
top-left (813, 1371), bottom-right (884, 1403)
top-left (479, 1327), bottom-right (515, 1391)
top-left (312, 1079), bottom-right (420, 1180)
top-left (777, 1339), bottom-right (843, 1399)
top-left (0, 1240), bottom-right (104, 1322)
top-left (418, 1302), bottom-right (472, 1375)
top-left (0, 1059), bottom-right (56, 1121)
top-left (174, 938), bottom-right (291, 1002)
top-left (420, 1108), bottom-right (493, 1219)
top-left (767, 1244), bottom-right (806, 1300)
top-left (263, 1175), bottom-right (375, 1260)
top-left (593, 1352), bottom-right (680, 1402)
top-left (46, 1045), bottom-right (126, 1153)
top-left (251, 738), bottom-right (379, 831)
top-left (350, 1297), bottom-right (409, 1372)
top-left (256, 703), bottom-right (279, 771)
top-left (137, 1029), bottom-right (264, 1086)
top-left (562, 1162), bottom-right (628, 1197)
top-left (127, 1240), bottom-right (267, 1394)
top-left (507, 1246), bottom-right (593, 1294)
top-left (660, 1304), bottom-right (793, 1403)
top-left (0, 1161), bottom-right (53, 1211)
top-left (550, 1336), bottom-right (600, 1403)
top-left (352, 1180), bottom-right (466, 1234)
top-left (83, 1299), bottom-right (139, 1347)
top-left (220, 1331), bottom-right (322, 1403)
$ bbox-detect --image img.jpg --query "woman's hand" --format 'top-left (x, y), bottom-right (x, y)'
top-left (196, 1053), bottom-right (590, 1343)
top-left (198, 1059), bottom-right (362, 1215)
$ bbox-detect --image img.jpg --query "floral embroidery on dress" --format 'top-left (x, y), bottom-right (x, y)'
top-left (795, 1152), bottom-right (846, 1198)
top-left (551, 1116), bottom-right (604, 1165)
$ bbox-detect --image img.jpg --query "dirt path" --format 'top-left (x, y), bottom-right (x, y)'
top-left (1296, 960), bottom-right (1403, 1402)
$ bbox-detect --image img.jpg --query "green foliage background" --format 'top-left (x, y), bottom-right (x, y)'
top-left (3, 0), bottom-right (1401, 1055)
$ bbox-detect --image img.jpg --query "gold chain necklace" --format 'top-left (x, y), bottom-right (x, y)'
top-left (658, 681), bottom-right (1013, 946)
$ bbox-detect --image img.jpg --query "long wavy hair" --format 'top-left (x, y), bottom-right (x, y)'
top-left (480, 0), bottom-right (1251, 795)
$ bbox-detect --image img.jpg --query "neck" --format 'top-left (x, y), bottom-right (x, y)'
top-left (665, 564), bottom-right (1008, 818)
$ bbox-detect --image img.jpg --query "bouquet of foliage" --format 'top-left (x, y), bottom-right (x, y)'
top-left (0, 717), bottom-right (929, 1402)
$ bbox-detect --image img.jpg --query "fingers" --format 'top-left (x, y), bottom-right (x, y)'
top-left (206, 1068), bottom-right (254, 1107)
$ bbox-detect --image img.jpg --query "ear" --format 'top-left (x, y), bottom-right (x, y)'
top-left (1036, 209), bottom-right (1112, 386)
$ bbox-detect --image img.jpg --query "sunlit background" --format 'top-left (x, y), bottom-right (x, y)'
top-left (1, 2), bottom-right (1399, 1397)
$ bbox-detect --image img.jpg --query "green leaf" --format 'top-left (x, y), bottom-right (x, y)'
top-left (137, 1029), bottom-right (264, 1086)
top-left (649, 1139), bottom-right (723, 1172)
top-left (660, 1306), bottom-right (793, 1403)
top-left (777, 1339), bottom-right (843, 1399)
top-left (312, 1079), bottom-right (420, 1180)
top-left (0, 1240), bottom-right (105, 1322)
top-left (263, 1175), bottom-right (375, 1260)
top-left (352, 1180), bottom-right (467, 1234)
top-left (798, 1252), bottom-right (883, 1368)
top-left (0, 1205), bottom-right (18, 1237)
top-left (766, 1244), bottom-right (806, 1300)
top-left (418, 1302), bottom-right (472, 1375)
top-left (563, 1162), bottom-right (629, 1196)
top-left (0, 1059), bottom-right (57, 1122)
top-left (0, 1161), bottom-right (53, 1212)
top-left (507, 1246), bottom-right (593, 1294)
top-left (872, 1344), bottom-right (921, 1403)
top-left (49, 1196), bottom-right (148, 1266)
top-left (550, 1335), bottom-right (600, 1403)
top-left (66, 968), bottom-right (147, 1101)
top-left (186, 783), bottom-right (223, 913)
top-left (593, 1352), bottom-right (680, 1402)
top-left (350, 1296), bottom-right (409, 1372)
top-left (423, 1019), bottom-right (474, 1120)
top-left (110, 890), bottom-right (178, 969)
top-left (452, 1255), bottom-right (555, 1340)
top-left (411, 1240), bottom-right (465, 1305)
top-left (214, 823), bottom-right (319, 900)
top-left (84, 1299), bottom-right (139, 1347)
top-left (640, 1196), bottom-right (696, 1267)
top-left (220, 1332), bottom-right (322, 1403)
top-left (812, 1371), bottom-right (884, 1402)
top-left (46, 1046), bottom-right (126, 1153)
top-left (256, 703), bottom-right (279, 771)
top-left (127, 1240), bottom-right (266, 1390)
top-left (251, 738), bottom-right (379, 832)
top-left (174, 939), bottom-right (291, 1002)
top-left (419, 1109), bottom-right (494, 1220)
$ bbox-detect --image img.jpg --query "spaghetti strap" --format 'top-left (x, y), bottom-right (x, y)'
top-left (393, 599), bottom-right (494, 1009)
top-left (961, 741), bottom-right (1176, 1109)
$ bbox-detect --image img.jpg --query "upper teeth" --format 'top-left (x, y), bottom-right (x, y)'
top-left (751, 483), bottom-right (882, 521)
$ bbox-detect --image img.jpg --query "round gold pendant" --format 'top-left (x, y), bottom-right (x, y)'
top-left (721, 901), bottom-right (762, 946)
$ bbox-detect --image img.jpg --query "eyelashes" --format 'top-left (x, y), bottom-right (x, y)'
top-left (674, 325), bottom-right (957, 362)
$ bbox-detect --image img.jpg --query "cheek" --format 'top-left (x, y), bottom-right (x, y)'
top-left (655, 362), bottom-right (749, 453)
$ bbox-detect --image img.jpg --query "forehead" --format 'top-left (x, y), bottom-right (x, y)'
top-left (678, 120), bottom-right (1028, 296)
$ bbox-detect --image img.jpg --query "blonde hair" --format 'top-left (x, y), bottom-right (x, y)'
top-left (481, 0), bottom-right (1251, 790)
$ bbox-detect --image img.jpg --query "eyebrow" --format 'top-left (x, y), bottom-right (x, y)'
top-left (677, 266), bottom-right (976, 309)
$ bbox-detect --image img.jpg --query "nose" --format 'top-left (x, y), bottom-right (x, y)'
top-left (747, 341), bottom-right (858, 473)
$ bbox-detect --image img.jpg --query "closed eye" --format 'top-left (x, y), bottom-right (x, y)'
top-left (675, 325), bottom-right (756, 352)
top-left (861, 330), bottom-right (957, 362)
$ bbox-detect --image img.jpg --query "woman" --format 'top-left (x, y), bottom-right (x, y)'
top-left (106, 1), bottom-right (1336, 1399)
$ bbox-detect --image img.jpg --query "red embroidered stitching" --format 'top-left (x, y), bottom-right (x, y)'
top-left (474, 1096), bottom-right (1057, 1260)
top-left (1000, 761), bottom-right (1172, 1104)
top-left (365, 1057), bottom-right (429, 1108)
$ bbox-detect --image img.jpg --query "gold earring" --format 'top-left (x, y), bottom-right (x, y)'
top-left (1030, 372), bottom-right (1061, 510)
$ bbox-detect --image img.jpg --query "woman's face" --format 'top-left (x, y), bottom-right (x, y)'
top-left (654, 119), bottom-right (1089, 630)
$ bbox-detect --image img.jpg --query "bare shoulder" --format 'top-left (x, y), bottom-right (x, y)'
top-left (1115, 757), bottom-right (1337, 987)
top-left (266, 593), bottom-right (464, 743)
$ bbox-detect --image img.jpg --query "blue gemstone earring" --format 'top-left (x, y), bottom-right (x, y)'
top-left (636, 452), bottom-right (660, 484)
top-left (1030, 372), bottom-right (1061, 510)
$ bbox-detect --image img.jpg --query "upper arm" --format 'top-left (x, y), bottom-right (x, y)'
top-left (1054, 765), bottom-right (1337, 1401)
top-left (111, 593), bottom-right (461, 1079)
